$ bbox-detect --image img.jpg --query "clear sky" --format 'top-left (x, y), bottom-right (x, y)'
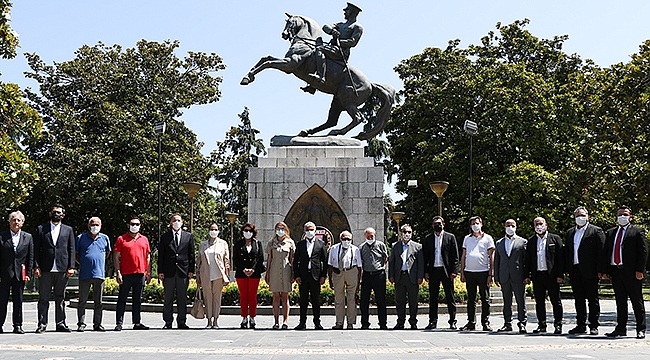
top-left (3, 1), bottom-right (649, 197)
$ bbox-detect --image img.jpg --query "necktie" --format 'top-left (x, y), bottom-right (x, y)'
top-left (614, 227), bottom-right (623, 265)
top-left (175, 232), bottom-right (180, 248)
top-left (339, 246), bottom-right (348, 270)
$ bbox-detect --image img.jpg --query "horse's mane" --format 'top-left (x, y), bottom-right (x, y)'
top-left (297, 15), bottom-right (323, 43)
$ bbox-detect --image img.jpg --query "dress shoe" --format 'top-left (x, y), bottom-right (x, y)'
top-left (379, 325), bottom-right (389, 330)
top-left (605, 330), bottom-right (626, 338)
top-left (532, 326), bottom-right (547, 334)
top-left (294, 323), bottom-right (306, 330)
top-left (589, 328), bottom-right (598, 335)
top-left (497, 324), bottom-right (513, 332)
top-left (637, 330), bottom-right (645, 339)
top-left (12, 326), bottom-right (24, 334)
top-left (553, 325), bottom-right (562, 335)
top-left (410, 324), bottom-right (418, 330)
top-left (177, 323), bottom-right (190, 330)
top-left (424, 322), bottom-right (437, 330)
top-left (133, 323), bottom-right (149, 330)
top-left (459, 323), bottom-right (476, 331)
top-left (314, 324), bottom-right (324, 330)
top-left (482, 324), bottom-right (492, 332)
top-left (35, 324), bottom-right (46, 334)
top-left (249, 318), bottom-right (256, 329)
top-left (56, 324), bottom-right (72, 333)
top-left (0, 327), bottom-right (3, 334)
top-left (449, 322), bottom-right (458, 330)
top-left (77, 324), bottom-right (86, 332)
top-left (392, 324), bottom-right (405, 330)
top-left (114, 324), bottom-right (123, 332)
top-left (332, 324), bottom-right (344, 330)
top-left (518, 323), bottom-right (527, 334)
top-left (568, 326), bottom-right (587, 335)
top-left (93, 325), bottom-right (106, 332)
top-left (240, 320), bottom-right (248, 329)
top-left (346, 324), bottom-right (354, 330)
top-left (162, 323), bottom-right (173, 329)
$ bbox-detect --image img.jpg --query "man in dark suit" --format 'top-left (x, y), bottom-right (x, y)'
top-left (602, 205), bottom-right (648, 339)
top-left (0, 211), bottom-right (33, 334)
top-left (33, 204), bottom-right (76, 333)
top-left (422, 216), bottom-right (459, 330)
top-left (494, 219), bottom-right (528, 333)
top-left (293, 221), bottom-right (327, 330)
top-left (158, 213), bottom-right (195, 329)
top-left (525, 216), bottom-right (564, 335)
top-left (565, 206), bottom-right (606, 335)
top-left (388, 224), bottom-right (424, 330)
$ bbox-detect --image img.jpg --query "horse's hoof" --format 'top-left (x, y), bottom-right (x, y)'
top-left (327, 130), bottom-right (342, 136)
top-left (297, 130), bottom-right (309, 137)
top-left (240, 77), bottom-right (250, 86)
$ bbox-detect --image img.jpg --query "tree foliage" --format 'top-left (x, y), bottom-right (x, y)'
top-left (387, 19), bottom-right (649, 239)
top-left (21, 40), bottom-right (225, 244)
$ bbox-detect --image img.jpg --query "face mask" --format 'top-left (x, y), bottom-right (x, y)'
top-left (402, 233), bottom-right (412, 241)
top-left (365, 239), bottom-right (376, 246)
top-left (275, 229), bottom-right (285, 237)
top-left (209, 230), bottom-right (219, 238)
top-left (341, 240), bottom-right (351, 248)
top-left (129, 225), bottom-right (140, 233)
top-left (172, 220), bottom-right (183, 231)
top-left (243, 231), bottom-right (253, 239)
top-left (305, 230), bottom-right (315, 239)
top-left (51, 213), bottom-right (63, 222)
top-left (535, 225), bottom-right (547, 235)
top-left (471, 224), bottom-right (482, 233)
top-left (433, 224), bottom-right (443, 232)
top-left (617, 215), bottom-right (630, 226)
top-left (505, 226), bottom-right (516, 236)
top-left (575, 216), bottom-right (587, 227)
top-left (89, 225), bottom-right (101, 235)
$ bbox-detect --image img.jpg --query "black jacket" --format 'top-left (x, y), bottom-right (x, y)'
top-left (602, 225), bottom-right (648, 276)
top-left (233, 238), bottom-right (265, 279)
top-left (158, 229), bottom-right (195, 277)
top-left (564, 223), bottom-right (606, 277)
top-left (422, 231), bottom-right (459, 277)
top-left (0, 230), bottom-right (34, 281)
top-left (34, 222), bottom-right (75, 272)
top-left (526, 232), bottom-right (564, 280)
top-left (293, 238), bottom-right (327, 281)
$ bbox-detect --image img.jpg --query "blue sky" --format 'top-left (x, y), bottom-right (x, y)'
top-left (4, 1), bottom-right (649, 198)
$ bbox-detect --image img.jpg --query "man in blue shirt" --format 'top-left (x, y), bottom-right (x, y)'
top-left (75, 217), bottom-right (111, 332)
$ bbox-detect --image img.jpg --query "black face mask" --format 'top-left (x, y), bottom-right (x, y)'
top-left (433, 224), bottom-right (443, 232)
top-left (51, 213), bottom-right (63, 222)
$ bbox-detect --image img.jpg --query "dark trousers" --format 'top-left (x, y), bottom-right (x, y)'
top-left (77, 278), bottom-right (105, 327)
top-left (38, 272), bottom-right (69, 326)
top-left (569, 265), bottom-right (600, 329)
top-left (116, 273), bottom-right (145, 325)
top-left (395, 272), bottom-right (419, 326)
top-left (163, 274), bottom-right (189, 326)
top-left (500, 277), bottom-right (527, 325)
top-left (0, 278), bottom-right (25, 327)
top-left (465, 271), bottom-right (490, 325)
top-left (360, 270), bottom-right (387, 327)
top-left (611, 267), bottom-right (646, 332)
top-left (298, 275), bottom-right (321, 325)
top-left (428, 267), bottom-right (457, 324)
top-left (532, 271), bottom-right (563, 326)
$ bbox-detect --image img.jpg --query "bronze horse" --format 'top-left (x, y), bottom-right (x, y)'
top-left (240, 14), bottom-right (395, 140)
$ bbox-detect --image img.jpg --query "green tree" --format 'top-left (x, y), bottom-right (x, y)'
top-left (22, 40), bottom-right (225, 246)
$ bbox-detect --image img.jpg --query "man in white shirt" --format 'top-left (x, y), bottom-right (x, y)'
top-left (328, 231), bottom-right (362, 329)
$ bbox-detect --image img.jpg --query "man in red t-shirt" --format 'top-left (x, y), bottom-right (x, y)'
top-left (113, 215), bottom-right (151, 331)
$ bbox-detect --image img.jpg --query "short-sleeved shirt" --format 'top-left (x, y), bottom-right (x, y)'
top-left (327, 243), bottom-right (362, 270)
top-left (114, 232), bottom-right (150, 275)
top-left (463, 233), bottom-right (495, 272)
top-left (76, 232), bottom-right (111, 280)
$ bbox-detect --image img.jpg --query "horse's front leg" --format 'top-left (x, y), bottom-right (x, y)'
top-left (299, 99), bottom-right (344, 137)
top-left (327, 103), bottom-right (364, 136)
top-left (241, 56), bottom-right (290, 85)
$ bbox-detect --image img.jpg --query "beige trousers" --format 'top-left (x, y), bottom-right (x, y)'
top-left (202, 277), bottom-right (224, 320)
top-left (332, 268), bottom-right (359, 325)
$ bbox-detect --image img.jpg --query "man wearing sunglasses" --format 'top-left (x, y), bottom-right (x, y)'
top-left (327, 230), bottom-right (362, 329)
top-left (388, 224), bottom-right (424, 330)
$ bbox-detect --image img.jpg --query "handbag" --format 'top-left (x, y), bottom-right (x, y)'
top-left (190, 289), bottom-right (206, 319)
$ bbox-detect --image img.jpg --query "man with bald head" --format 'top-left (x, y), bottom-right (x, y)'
top-left (75, 217), bottom-right (111, 332)
top-left (359, 227), bottom-right (388, 329)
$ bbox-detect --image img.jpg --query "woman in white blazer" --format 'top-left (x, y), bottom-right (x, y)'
top-left (196, 223), bottom-right (230, 328)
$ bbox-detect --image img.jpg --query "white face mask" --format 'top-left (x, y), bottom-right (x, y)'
top-left (402, 233), bottom-right (412, 241)
top-left (172, 220), bottom-right (183, 231)
top-left (365, 238), bottom-right (376, 246)
top-left (341, 240), bottom-right (351, 248)
top-left (471, 224), bottom-right (482, 233)
top-left (575, 216), bottom-right (588, 227)
top-left (89, 225), bottom-right (101, 235)
top-left (275, 229), bottom-right (285, 237)
top-left (243, 231), bottom-right (253, 239)
top-left (617, 215), bottom-right (630, 226)
top-left (305, 230), bottom-right (316, 239)
top-left (129, 225), bottom-right (140, 234)
top-left (535, 225), bottom-right (547, 235)
top-left (209, 230), bottom-right (219, 239)
top-left (505, 226), bottom-right (516, 236)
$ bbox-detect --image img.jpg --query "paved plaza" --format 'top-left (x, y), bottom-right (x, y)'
top-left (0, 299), bottom-right (648, 359)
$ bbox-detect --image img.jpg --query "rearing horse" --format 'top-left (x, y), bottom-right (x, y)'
top-left (240, 14), bottom-right (395, 140)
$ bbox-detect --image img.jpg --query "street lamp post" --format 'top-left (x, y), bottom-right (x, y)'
top-left (407, 180), bottom-right (417, 222)
top-left (391, 211), bottom-right (405, 241)
top-left (154, 122), bottom-right (166, 248)
top-left (182, 181), bottom-right (202, 233)
top-left (463, 120), bottom-right (478, 218)
top-left (429, 181), bottom-right (449, 217)
top-left (225, 211), bottom-right (238, 269)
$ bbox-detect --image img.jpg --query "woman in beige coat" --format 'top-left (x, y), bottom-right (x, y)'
top-left (265, 221), bottom-right (295, 329)
top-left (196, 223), bottom-right (230, 328)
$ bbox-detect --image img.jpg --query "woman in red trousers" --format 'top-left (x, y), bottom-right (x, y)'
top-left (233, 223), bottom-right (265, 329)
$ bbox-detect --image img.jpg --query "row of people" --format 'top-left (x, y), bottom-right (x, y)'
top-left (0, 205), bottom-right (646, 339)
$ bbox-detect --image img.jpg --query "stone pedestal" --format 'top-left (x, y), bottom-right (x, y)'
top-left (248, 146), bottom-right (384, 247)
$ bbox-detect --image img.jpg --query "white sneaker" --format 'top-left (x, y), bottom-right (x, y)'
top-left (249, 317), bottom-right (256, 329)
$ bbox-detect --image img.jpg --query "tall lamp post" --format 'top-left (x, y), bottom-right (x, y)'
top-left (182, 181), bottom-right (202, 233)
top-left (225, 211), bottom-right (238, 269)
top-left (429, 181), bottom-right (449, 216)
top-left (154, 122), bottom-right (166, 248)
top-left (463, 120), bottom-right (478, 218)
top-left (407, 180), bottom-right (417, 222)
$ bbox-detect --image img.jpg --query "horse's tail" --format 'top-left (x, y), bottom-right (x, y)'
top-left (354, 83), bottom-right (396, 140)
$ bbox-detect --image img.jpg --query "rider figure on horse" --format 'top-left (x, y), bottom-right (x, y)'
top-left (306, 2), bottom-right (363, 89)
